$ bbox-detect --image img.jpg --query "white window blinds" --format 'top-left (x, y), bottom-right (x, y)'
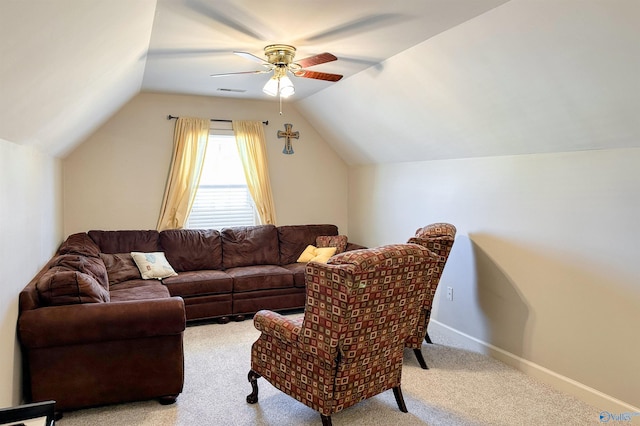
top-left (185, 132), bottom-right (258, 229)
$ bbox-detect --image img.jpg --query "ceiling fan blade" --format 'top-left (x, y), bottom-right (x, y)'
top-left (210, 70), bottom-right (271, 77)
top-left (302, 14), bottom-right (403, 43)
top-left (234, 51), bottom-right (271, 66)
top-left (295, 52), bottom-right (338, 68)
top-left (144, 48), bottom-right (230, 59)
top-left (184, 0), bottom-right (269, 41)
top-left (293, 70), bottom-right (343, 82)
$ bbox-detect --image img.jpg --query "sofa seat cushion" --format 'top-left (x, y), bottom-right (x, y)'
top-left (162, 270), bottom-right (233, 297)
top-left (226, 265), bottom-right (294, 292)
top-left (109, 280), bottom-right (170, 302)
top-left (280, 263), bottom-right (306, 288)
top-left (160, 229), bottom-right (222, 271)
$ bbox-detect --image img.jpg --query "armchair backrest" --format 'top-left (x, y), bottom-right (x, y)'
top-left (406, 223), bottom-right (456, 348)
top-left (407, 223), bottom-right (456, 303)
top-left (302, 244), bottom-right (439, 406)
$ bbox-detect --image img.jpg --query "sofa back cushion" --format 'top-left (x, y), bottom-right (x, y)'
top-left (88, 230), bottom-right (160, 254)
top-left (100, 253), bottom-right (142, 285)
top-left (58, 233), bottom-right (102, 258)
top-left (36, 268), bottom-right (110, 306)
top-left (221, 225), bottom-right (279, 269)
top-left (160, 229), bottom-right (222, 272)
top-left (277, 224), bottom-right (338, 265)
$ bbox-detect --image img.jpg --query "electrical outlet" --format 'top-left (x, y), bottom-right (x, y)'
top-left (447, 286), bottom-right (453, 301)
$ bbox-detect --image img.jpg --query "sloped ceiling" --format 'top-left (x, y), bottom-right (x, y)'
top-left (297, 0), bottom-right (640, 164)
top-left (0, 0), bottom-right (509, 158)
top-left (1, 0), bottom-right (638, 163)
top-left (0, 0), bottom-right (156, 157)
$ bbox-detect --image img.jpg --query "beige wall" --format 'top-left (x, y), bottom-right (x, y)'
top-left (0, 139), bottom-right (62, 406)
top-left (348, 147), bottom-right (640, 410)
top-left (63, 92), bottom-right (348, 236)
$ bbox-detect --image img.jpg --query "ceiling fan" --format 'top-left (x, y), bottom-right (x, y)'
top-left (210, 44), bottom-right (343, 98)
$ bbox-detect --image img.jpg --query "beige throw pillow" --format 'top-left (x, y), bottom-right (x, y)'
top-left (297, 245), bottom-right (337, 264)
top-left (131, 252), bottom-right (178, 280)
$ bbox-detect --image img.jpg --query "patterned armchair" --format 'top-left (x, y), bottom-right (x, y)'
top-left (405, 223), bottom-right (456, 369)
top-left (246, 244), bottom-right (440, 426)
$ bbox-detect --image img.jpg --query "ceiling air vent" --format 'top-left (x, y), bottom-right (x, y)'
top-left (217, 88), bottom-right (246, 93)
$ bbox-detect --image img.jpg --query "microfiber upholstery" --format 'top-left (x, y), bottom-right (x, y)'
top-left (160, 229), bottom-right (223, 272)
top-left (100, 253), bottom-right (142, 285)
top-left (57, 232), bottom-right (102, 258)
top-left (49, 254), bottom-right (109, 289)
top-left (277, 224), bottom-right (338, 265)
top-left (88, 230), bottom-right (161, 254)
top-left (36, 268), bottom-right (110, 306)
top-left (162, 270), bottom-right (233, 297)
top-left (221, 225), bottom-right (280, 269)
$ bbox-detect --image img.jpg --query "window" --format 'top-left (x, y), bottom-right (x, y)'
top-left (185, 132), bottom-right (258, 229)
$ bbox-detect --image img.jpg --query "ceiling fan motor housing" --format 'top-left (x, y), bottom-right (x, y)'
top-left (264, 44), bottom-right (297, 66)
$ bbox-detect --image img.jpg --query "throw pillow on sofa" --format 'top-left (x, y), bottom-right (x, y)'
top-left (36, 268), bottom-right (110, 306)
top-left (131, 252), bottom-right (178, 280)
top-left (316, 235), bottom-right (348, 254)
top-left (297, 245), bottom-right (337, 264)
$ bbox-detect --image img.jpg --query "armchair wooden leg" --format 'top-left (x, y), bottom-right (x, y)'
top-left (424, 331), bottom-right (433, 344)
top-left (246, 369), bottom-right (261, 404)
top-left (413, 348), bottom-right (429, 369)
top-left (393, 386), bottom-right (408, 413)
top-left (320, 414), bottom-right (333, 426)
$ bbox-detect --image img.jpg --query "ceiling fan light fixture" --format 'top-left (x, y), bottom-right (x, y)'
top-left (279, 75), bottom-right (295, 98)
top-left (262, 76), bottom-right (280, 97)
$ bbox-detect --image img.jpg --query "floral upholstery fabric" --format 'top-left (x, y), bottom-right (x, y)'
top-left (405, 223), bottom-right (456, 350)
top-left (315, 234), bottom-right (348, 254)
top-left (250, 244), bottom-right (439, 417)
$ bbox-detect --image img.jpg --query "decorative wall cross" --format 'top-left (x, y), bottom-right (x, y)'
top-left (277, 123), bottom-right (299, 155)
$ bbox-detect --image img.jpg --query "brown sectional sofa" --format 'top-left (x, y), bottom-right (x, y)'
top-left (18, 223), bottom-right (360, 412)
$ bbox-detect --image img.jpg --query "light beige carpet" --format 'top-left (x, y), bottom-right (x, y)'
top-left (57, 313), bottom-right (603, 425)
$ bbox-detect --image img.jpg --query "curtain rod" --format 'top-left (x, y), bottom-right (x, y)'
top-left (167, 115), bottom-right (268, 125)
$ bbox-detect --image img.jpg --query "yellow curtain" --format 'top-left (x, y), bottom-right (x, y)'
top-left (232, 120), bottom-right (277, 225)
top-left (156, 117), bottom-right (210, 231)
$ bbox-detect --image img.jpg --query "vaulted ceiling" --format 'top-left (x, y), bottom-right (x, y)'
top-left (1, 0), bottom-right (638, 163)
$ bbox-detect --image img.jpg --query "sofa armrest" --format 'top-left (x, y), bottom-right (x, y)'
top-left (19, 297), bottom-right (185, 349)
top-left (253, 310), bottom-right (302, 344)
top-left (345, 242), bottom-right (367, 252)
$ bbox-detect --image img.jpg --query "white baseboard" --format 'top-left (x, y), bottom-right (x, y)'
top-left (429, 319), bottom-right (640, 414)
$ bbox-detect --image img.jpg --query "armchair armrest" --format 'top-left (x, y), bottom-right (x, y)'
top-left (19, 297), bottom-right (186, 349)
top-left (253, 310), bottom-right (302, 344)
